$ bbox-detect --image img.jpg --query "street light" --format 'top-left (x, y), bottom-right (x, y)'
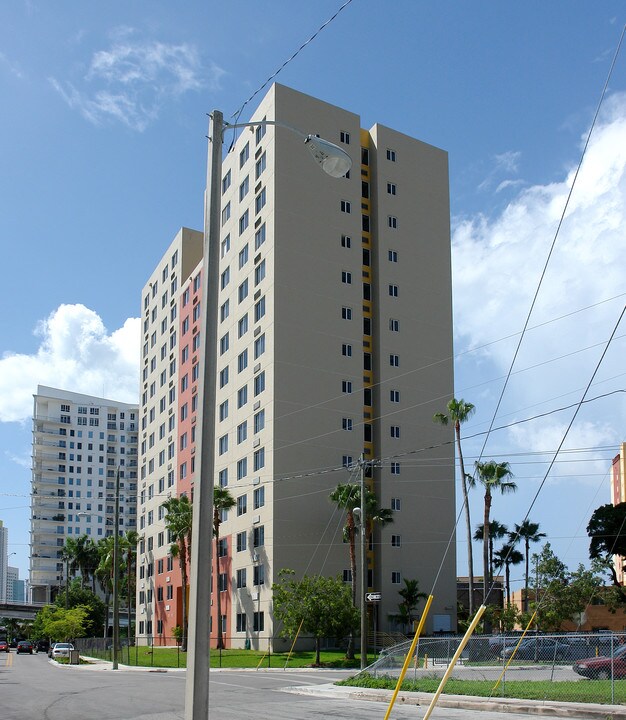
top-left (186, 110), bottom-right (351, 720)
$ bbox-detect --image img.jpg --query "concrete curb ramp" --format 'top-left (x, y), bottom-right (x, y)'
top-left (285, 683), bottom-right (626, 719)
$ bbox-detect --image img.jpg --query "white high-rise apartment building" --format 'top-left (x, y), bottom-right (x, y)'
top-left (30, 386), bottom-right (139, 603)
top-left (138, 85), bottom-right (456, 646)
top-left (6, 567), bottom-right (24, 602)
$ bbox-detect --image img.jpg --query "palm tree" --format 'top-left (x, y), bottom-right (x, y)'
top-left (84, 538), bottom-right (101, 594)
top-left (62, 534), bottom-right (99, 591)
top-left (162, 495), bottom-right (192, 651)
top-left (330, 482), bottom-right (394, 658)
top-left (510, 520), bottom-right (546, 612)
top-left (474, 520), bottom-right (508, 584)
top-left (213, 487), bottom-right (236, 650)
top-left (330, 483), bottom-right (395, 605)
top-left (470, 461), bottom-right (516, 604)
top-left (330, 484), bottom-right (360, 609)
top-left (122, 530), bottom-right (141, 641)
top-left (62, 536), bottom-right (79, 578)
top-left (96, 535), bottom-right (116, 638)
top-left (493, 543), bottom-right (524, 606)
top-left (433, 398), bottom-right (476, 615)
top-left (397, 578), bottom-right (428, 631)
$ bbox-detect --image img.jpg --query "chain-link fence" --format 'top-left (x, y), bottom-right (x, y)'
top-left (73, 635), bottom-right (347, 669)
top-left (358, 632), bottom-right (626, 705)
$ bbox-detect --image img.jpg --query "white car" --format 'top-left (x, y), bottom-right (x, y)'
top-left (51, 642), bottom-right (74, 659)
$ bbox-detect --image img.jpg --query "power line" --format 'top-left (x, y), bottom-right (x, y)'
top-left (487, 302), bottom-right (626, 604)
top-left (231, 0), bottom-right (355, 124)
top-left (475, 23), bottom-right (626, 466)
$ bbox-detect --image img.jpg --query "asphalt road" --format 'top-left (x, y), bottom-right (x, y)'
top-left (0, 650), bottom-right (610, 720)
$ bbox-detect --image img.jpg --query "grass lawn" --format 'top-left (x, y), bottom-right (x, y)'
top-left (86, 646), bottom-right (368, 670)
top-left (338, 673), bottom-right (626, 705)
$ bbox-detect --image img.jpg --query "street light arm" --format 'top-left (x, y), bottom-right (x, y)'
top-left (223, 117), bottom-right (307, 139)
top-left (218, 116), bottom-right (352, 178)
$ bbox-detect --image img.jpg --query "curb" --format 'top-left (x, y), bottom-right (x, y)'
top-left (285, 683), bottom-right (626, 719)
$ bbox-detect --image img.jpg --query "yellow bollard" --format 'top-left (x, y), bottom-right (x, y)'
top-left (422, 605), bottom-right (486, 720)
top-left (491, 611), bottom-right (537, 695)
top-left (382, 595), bottom-right (433, 720)
top-left (423, 653), bottom-right (428, 669)
top-left (284, 618), bottom-right (304, 669)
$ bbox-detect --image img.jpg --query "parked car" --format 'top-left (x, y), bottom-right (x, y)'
top-left (573, 643), bottom-right (626, 679)
top-left (16, 640), bottom-right (34, 655)
top-left (487, 634), bottom-right (525, 657)
top-left (501, 637), bottom-right (571, 662)
top-left (0, 639), bottom-right (9, 652)
top-left (51, 642), bottom-right (74, 659)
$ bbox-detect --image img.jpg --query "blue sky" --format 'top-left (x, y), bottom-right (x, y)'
top-left (1, 1), bottom-right (625, 596)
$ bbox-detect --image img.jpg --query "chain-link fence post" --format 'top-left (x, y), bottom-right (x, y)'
top-left (611, 633), bottom-right (615, 705)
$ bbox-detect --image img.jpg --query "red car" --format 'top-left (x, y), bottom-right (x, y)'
top-left (0, 640), bottom-right (9, 653)
top-left (573, 643), bottom-right (626, 679)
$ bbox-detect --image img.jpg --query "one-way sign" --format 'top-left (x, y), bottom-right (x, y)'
top-left (365, 591), bottom-right (382, 602)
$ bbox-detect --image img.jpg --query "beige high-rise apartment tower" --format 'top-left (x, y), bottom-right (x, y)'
top-left (137, 84), bottom-right (456, 647)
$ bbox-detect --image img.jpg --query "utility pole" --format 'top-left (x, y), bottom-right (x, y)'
top-left (65, 554), bottom-right (69, 610)
top-left (112, 466), bottom-right (120, 670)
top-left (359, 455), bottom-right (367, 670)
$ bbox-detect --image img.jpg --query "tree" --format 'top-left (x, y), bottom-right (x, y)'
top-left (0, 616), bottom-right (24, 643)
top-left (470, 461), bottom-right (516, 605)
top-left (531, 543), bottom-right (605, 631)
top-left (121, 530), bottom-right (141, 640)
top-left (433, 398), bottom-right (476, 615)
top-left (213, 487), bottom-right (236, 650)
top-left (474, 520), bottom-right (508, 585)
top-left (54, 578), bottom-right (107, 637)
top-left (587, 502), bottom-right (626, 587)
top-left (329, 482), bottom-right (393, 658)
top-left (397, 579), bottom-right (428, 631)
top-left (493, 543), bottom-right (523, 606)
top-left (330, 483), bottom-right (394, 606)
top-left (96, 536), bottom-right (115, 638)
top-left (162, 495), bottom-right (192, 651)
top-left (273, 570), bottom-right (360, 665)
top-left (32, 605), bottom-right (88, 643)
top-left (83, 538), bottom-right (101, 594)
top-left (510, 520), bottom-right (546, 612)
top-left (483, 602), bottom-right (521, 633)
top-left (62, 535), bottom-right (98, 590)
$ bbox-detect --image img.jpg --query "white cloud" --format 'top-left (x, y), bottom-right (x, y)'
top-left (508, 420), bottom-right (618, 485)
top-left (453, 91), bottom-right (626, 462)
top-left (0, 304), bottom-right (139, 423)
top-left (50, 33), bottom-right (225, 131)
top-left (477, 150), bottom-right (522, 192)
top-left (0, 51), bottom-right (25, 80)
top-left (5, 451), bottom-right (31, 469)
